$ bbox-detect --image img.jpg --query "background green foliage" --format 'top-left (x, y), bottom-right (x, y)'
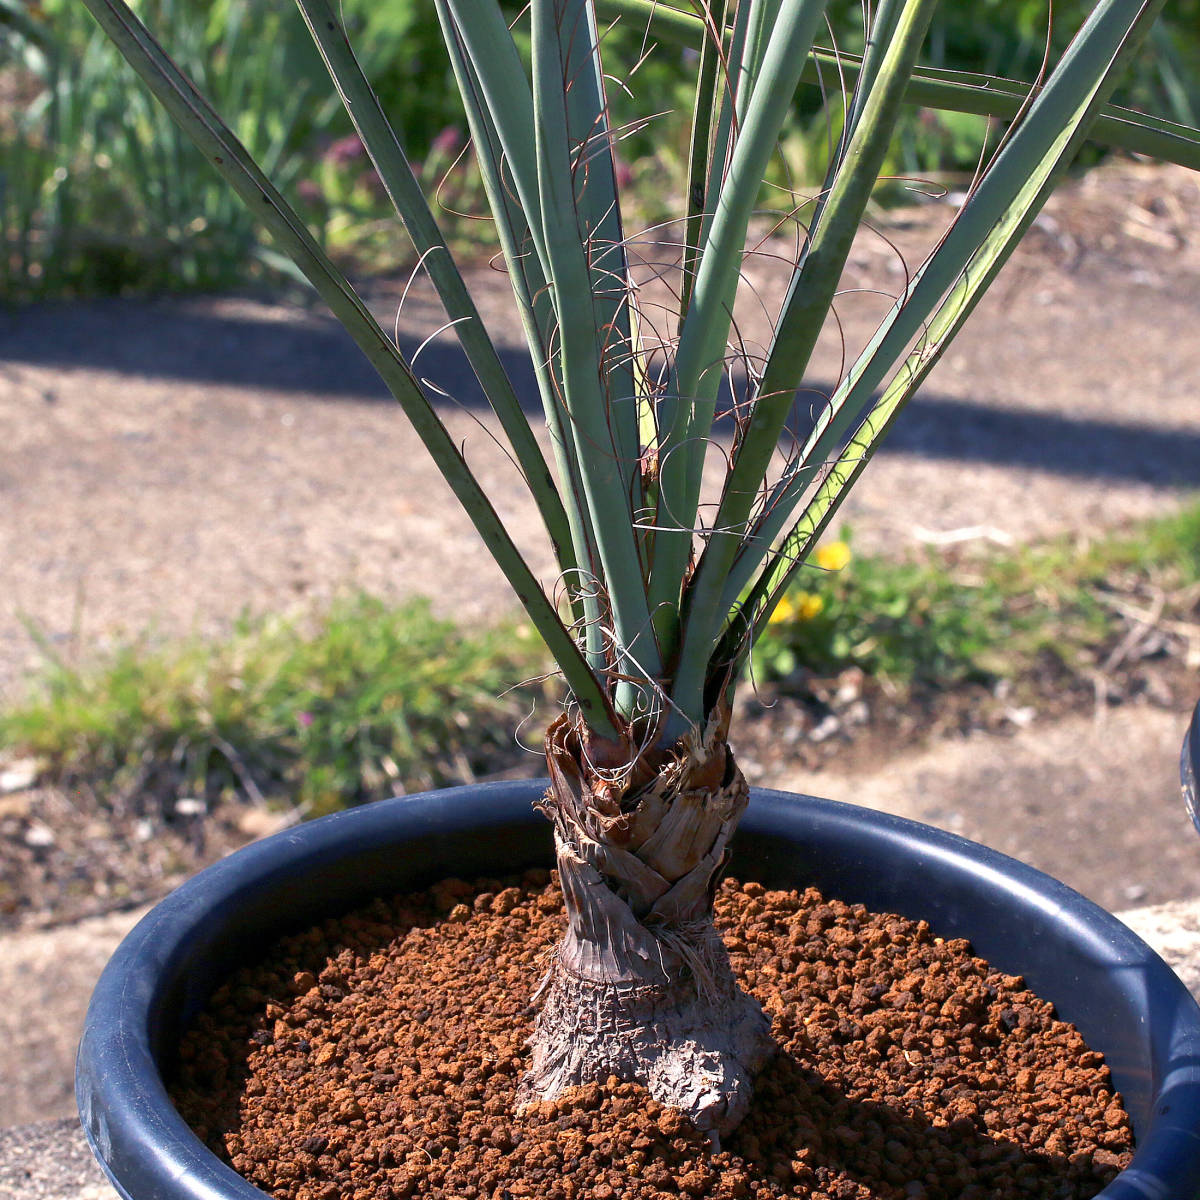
top-left (754, 540), bottom-right (1001, 686)
top-left (3, 504), bottom-right (1196, 813)
top-left (0, 596), bottom-right (549, 815)
top-left (755, 503), bottom-right (1200, 690)
top-left (1, 0), bottom-right (329, 296)
top-left (2, 0), bottom-right (1199, 300)
top-left (790, 0), bottom-right (1200, 184)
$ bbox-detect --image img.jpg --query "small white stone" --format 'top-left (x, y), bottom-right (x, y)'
top-left (236, 807), bottom-right (293, 839)
top-left (1005, 706), bottom-right (1037, 728)
top-left (23, 821), bottom-right (55, 848)
top-left (0, 759), bottom-right (39, 793)
top-left (809, 714), bottom-right (841, 743)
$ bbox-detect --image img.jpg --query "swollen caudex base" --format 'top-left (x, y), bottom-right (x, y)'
top-left (520, 906), bottom-right (774, 1137)
top-left (519, 713), bottom-right (776, 1137)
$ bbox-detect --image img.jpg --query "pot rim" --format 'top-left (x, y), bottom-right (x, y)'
top-left (77, 781), bottom-right (1200, 1200)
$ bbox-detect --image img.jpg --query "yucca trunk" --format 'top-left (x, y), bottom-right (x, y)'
top-left (519, 712), bottom-right (775, 1137)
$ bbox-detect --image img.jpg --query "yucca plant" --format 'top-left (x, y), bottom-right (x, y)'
top-left (77, 0), bottom-right (1200, 1138)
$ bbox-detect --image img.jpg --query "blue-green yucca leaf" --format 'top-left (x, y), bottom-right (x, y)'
top-left (668, 0), bottom-right (937, 730)
top-left (72, 0), bottom-right (1197, 753)
top-left (293, 0), bottom-right (578, 586)
top-left (734, 0), bottom-right (785, 127)
top-left (594, 0), bottom-right (1200, 169)
top-left (74, 0), bottom-right (619, 735)
top-left (647, 0), bottom-right (831, 671)
top-left (554, 0), bottom-right (642, 506)
top-left (433, 0), bottom-right (611, 672)
top-left (530, 0), bottom-right (663, 712)
top-left (692, 0), bottom-right (755, 273)
top-left (717, 0), bottom-right (1170, 681)
top-left (440, 0), bottom-right (662, 716)
top-left (679, 0), bottom-right (729, 323)
top-left (736, 0), bottom-right (1171, 597)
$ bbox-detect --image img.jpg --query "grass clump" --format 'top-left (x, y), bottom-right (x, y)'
top-left (755, 501), bottom-right (1200, 692)
top-left (0, 595), bottom-right (548, 816)
top-left (3, 504), bottom-right (1196, 816)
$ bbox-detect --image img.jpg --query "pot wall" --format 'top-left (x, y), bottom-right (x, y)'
top-left (78, 783), bottom-right (1200, 1200)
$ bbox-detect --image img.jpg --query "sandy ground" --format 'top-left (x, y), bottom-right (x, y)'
top-left (779, 704), bottom-right (1200, 914)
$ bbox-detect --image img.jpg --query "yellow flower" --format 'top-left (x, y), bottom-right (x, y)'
top-left (797, 591), bottom-right (825, 620)
top-left (768, 591), bottom-right (824, 626)
top-left (815, 540), bottom-right (851, 572)
top-left (768, 594), bottom-right (797, 626)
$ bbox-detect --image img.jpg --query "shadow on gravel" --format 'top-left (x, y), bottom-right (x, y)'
top-left (857, 395), bottom-right (1200, 485)
top-left (0, 297), bottom-right (534, 410)
top-left (5, 299), bottom-right (1200, 486)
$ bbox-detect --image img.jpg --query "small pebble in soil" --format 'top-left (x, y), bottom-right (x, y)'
top-left (173, 875), bottom-right (1134, 1200)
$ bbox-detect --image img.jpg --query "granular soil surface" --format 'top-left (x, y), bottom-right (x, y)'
top-left (174, 875), bottom-right (1133, 1200)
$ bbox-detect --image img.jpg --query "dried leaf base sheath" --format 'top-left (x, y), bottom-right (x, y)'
top-left (520, 714), bottom-right (776, 1136)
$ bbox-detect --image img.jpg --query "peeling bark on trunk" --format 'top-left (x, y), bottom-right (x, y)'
top-left (519, 710), bottom-right (775, 1138)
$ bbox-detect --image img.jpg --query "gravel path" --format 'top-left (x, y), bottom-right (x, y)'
top-left (2, 162), bottom-right (1199, 704)
top-left (0, 906), bottom-right (148, 1127)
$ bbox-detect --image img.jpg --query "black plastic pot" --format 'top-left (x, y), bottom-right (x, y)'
top-left (78, 783), bottom-right (1200, 1200)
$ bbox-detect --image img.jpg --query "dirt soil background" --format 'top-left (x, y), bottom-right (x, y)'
top-left (1, 160), bottom-right (1200, 926)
